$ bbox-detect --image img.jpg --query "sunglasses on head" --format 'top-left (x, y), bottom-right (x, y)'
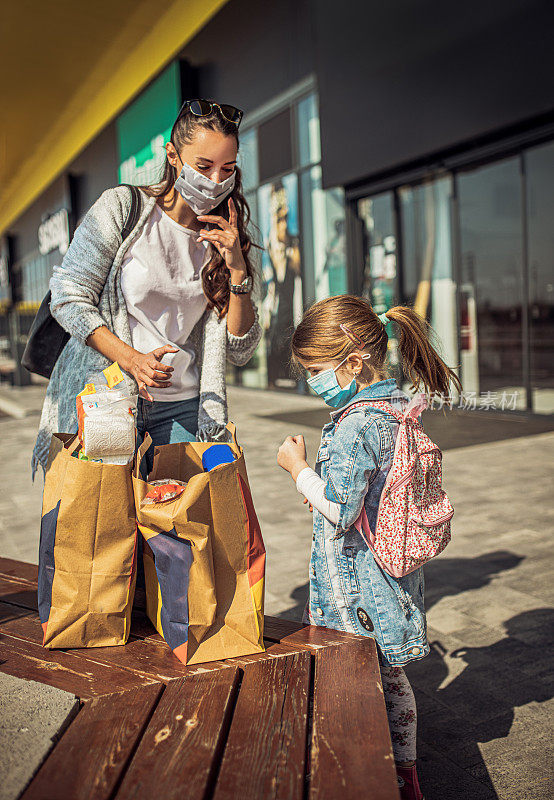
top-left (176, 99), bottom-right (243, 127)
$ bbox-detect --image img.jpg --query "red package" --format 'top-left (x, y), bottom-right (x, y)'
top-left (141, 479), bottom-right (186, 506)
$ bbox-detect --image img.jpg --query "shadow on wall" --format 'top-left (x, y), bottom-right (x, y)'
top-left (278, 551), bottom-right (553, 799)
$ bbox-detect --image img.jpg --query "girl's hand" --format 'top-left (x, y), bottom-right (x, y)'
top-left (127, 345), bottom-right (178, 401)
top-left (277, 435), bottom-right (308, 480)
top-left (197, 198), bottom-right (246, 279)
top-left (303, 498), bottom-right (314, 513)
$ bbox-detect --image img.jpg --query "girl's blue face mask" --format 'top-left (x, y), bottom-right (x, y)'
top-left (307, 355), bottom-right (370, 409)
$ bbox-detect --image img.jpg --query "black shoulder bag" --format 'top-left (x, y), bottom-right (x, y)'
top-left (21, 185), bottom-right (143, 378)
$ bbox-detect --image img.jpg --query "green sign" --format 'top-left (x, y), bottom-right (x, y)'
top-left (117, 62), bottom-right (181, 185)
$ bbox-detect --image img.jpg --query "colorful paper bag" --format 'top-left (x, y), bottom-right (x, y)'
top-left (132, 426), bottom-right (266, 664)
top-left (38, 433), bottom-right (137, 648)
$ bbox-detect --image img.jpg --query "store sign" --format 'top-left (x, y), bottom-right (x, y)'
top-left (117, 62), bottom-right (180, 186)
top-left (119, 132), bottom-right (171, 185)
top-left (38, 208), bottom-right (70, 256)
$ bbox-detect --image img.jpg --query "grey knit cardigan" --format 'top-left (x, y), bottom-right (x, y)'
top-left (31, 185), bottom-right (261, 478)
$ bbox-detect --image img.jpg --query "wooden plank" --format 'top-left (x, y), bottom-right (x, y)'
top-left (0, 576), bottom-right (38, 610)
top-left (0, 603), bottom-right (231, 684)
top-left (21, 684), bottom-right (163, 800)
top-left (0, 636), bottom-right (156, 698)
top-left (263, 616), bottom-right (305, 642)
top-left (0, 557), bottom-right (38, 584)
top-left (213, 651), bottom-right (311, 800)
top-left (309, 639), bottom-right (399, 800)
top-left (224, 641), bottom-right (311, 667)
top-left (72, 639), bottom-right (232, 684)
top-left (280, 624), bottom-right (363, 652)
top-left (0, 601), bottom-right (49, 642)
top-left (116, 669), bottom-right (240, 800)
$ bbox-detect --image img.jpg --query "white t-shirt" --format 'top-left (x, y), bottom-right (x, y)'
top-left (121, 203), bottom-right (209, 401)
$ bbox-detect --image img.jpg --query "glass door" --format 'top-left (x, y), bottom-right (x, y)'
top-left (525, 141), bottom-right (554, 414)
top-left (398, 176), bottom-right (458, 393)
top-left (357, 192), bottom-right (401, 377)
top-left (457, 158), bottom-right (526, 409)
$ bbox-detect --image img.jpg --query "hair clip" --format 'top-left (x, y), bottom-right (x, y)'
top-left (339, 323), bottom-right (365, 346)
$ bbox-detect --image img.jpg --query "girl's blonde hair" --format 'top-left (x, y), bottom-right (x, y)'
top-left (291, 295), bottom-right (462, 398)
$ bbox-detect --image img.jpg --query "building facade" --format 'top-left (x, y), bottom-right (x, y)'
top-left (2, 0), bottom-right (553, 413)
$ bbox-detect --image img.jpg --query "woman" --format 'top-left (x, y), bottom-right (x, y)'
top-left (32, 99), bottom-right (261, 477)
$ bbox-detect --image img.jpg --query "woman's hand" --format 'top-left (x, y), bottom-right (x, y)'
top-left (277, 435), bottom-right (308, 481)
top-left (197, 197), bottom-right (246, 280)
top-left (127, 344), bottom-right (178, 401)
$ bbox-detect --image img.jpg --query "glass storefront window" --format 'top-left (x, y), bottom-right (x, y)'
top-left (458, 157), bottom-right (526, 409)
top-left (233, 87), bottom-right (343, 392)
top-left (16, 250), bottom-right (51, 309)
top-left (257, 173), bottom-right (302, 390)
top-left (238, 128), bottom-right (259, 192)
top-left (525, 141), bottom-right (554, 414)
top-left (297, 93), bottom-right (321, 167)
top-left (357, 192), bottom-right (400, 376)
top-left (399, 177), bottom-right (458, 390)
top-left (258, 109), bottom-right (293, 185)
top-left (301, 165), bottom-right (346, 304)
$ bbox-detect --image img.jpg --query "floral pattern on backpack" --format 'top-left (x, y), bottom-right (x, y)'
top-left (338, 394), bottom-right (453, 577)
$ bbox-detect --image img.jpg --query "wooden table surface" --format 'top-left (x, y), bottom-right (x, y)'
top-left (0, 557), bottom-right (399, 800)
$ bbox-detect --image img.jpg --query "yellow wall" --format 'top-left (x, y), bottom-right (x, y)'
top-left (0, 0), bottom-right (229, 235)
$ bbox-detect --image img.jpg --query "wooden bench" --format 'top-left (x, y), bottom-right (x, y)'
top-left (0, 557), bottom-right (399, 799)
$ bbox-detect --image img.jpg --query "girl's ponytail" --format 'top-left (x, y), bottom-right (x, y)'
top-left (385, 306), bottom-right (462, 399)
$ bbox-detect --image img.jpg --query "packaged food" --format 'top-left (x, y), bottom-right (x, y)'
top-left (141, 479), bottom-right (187, 506)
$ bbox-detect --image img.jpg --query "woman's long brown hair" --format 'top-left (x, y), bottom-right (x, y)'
top-left (141, 104), bottom-right (259, 317)
top-left (291, 295), bottom-right (462, 399)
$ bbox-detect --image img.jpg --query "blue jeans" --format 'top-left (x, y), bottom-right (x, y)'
top-left (136, 395), bottom-right (200, 477)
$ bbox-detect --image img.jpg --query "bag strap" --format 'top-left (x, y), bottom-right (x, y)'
top-left (120, 184), bottom-right (142, 241)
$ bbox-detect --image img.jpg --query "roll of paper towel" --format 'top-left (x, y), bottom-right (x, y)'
top-left (83, 411), bottom-right (135, 459)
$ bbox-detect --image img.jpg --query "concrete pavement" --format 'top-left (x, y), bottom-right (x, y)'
top-left (0, 382), bottom-right (552, 800)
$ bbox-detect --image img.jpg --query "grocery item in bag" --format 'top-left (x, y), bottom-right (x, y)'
top-left (76, 367), bottom-right (137, 464)
top-left (132, 427), bottom-right (266, 665)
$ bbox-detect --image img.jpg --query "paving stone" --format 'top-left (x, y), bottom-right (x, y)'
top-left (0, 673), bottom-right (78, 800)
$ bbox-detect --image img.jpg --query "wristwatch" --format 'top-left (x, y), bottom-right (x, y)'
top-left (229, 275), bottom-right (253, 294)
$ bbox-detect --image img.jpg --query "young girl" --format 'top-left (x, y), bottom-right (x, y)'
top-left (277, 295), bottom-right (461, 800)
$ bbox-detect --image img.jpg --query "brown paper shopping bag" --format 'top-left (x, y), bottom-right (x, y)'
top-left (38, 434), bottom-right (137, 648)
top-left (132, 426), bottom-right (266, 665)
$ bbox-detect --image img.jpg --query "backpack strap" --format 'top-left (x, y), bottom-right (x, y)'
top-left (336, 394), bottom-right (427, 428)
top-left (120, 184), bottom-right (142, 240)
top-left (336, 399), bottom-right (400, 428)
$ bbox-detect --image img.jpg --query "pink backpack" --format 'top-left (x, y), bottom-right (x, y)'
top-left (338, 394), bottom-right (453, 577)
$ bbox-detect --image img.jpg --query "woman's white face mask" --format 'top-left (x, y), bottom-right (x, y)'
top-left (174, 160), bottom-right (236, 215)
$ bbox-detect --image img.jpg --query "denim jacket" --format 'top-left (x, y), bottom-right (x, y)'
top-left (306, 379), bottom-right (429, 666)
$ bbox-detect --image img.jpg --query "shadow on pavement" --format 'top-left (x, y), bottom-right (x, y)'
top-left (258, 407), bottom-right (554, 450)
top-left (278, 550), bottom-right (552, 799)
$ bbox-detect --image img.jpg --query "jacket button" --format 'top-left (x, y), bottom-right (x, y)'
top-left (410, 647), bottom-right (421, 655)
top-left (316, 608), bottom-right (324, 616)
